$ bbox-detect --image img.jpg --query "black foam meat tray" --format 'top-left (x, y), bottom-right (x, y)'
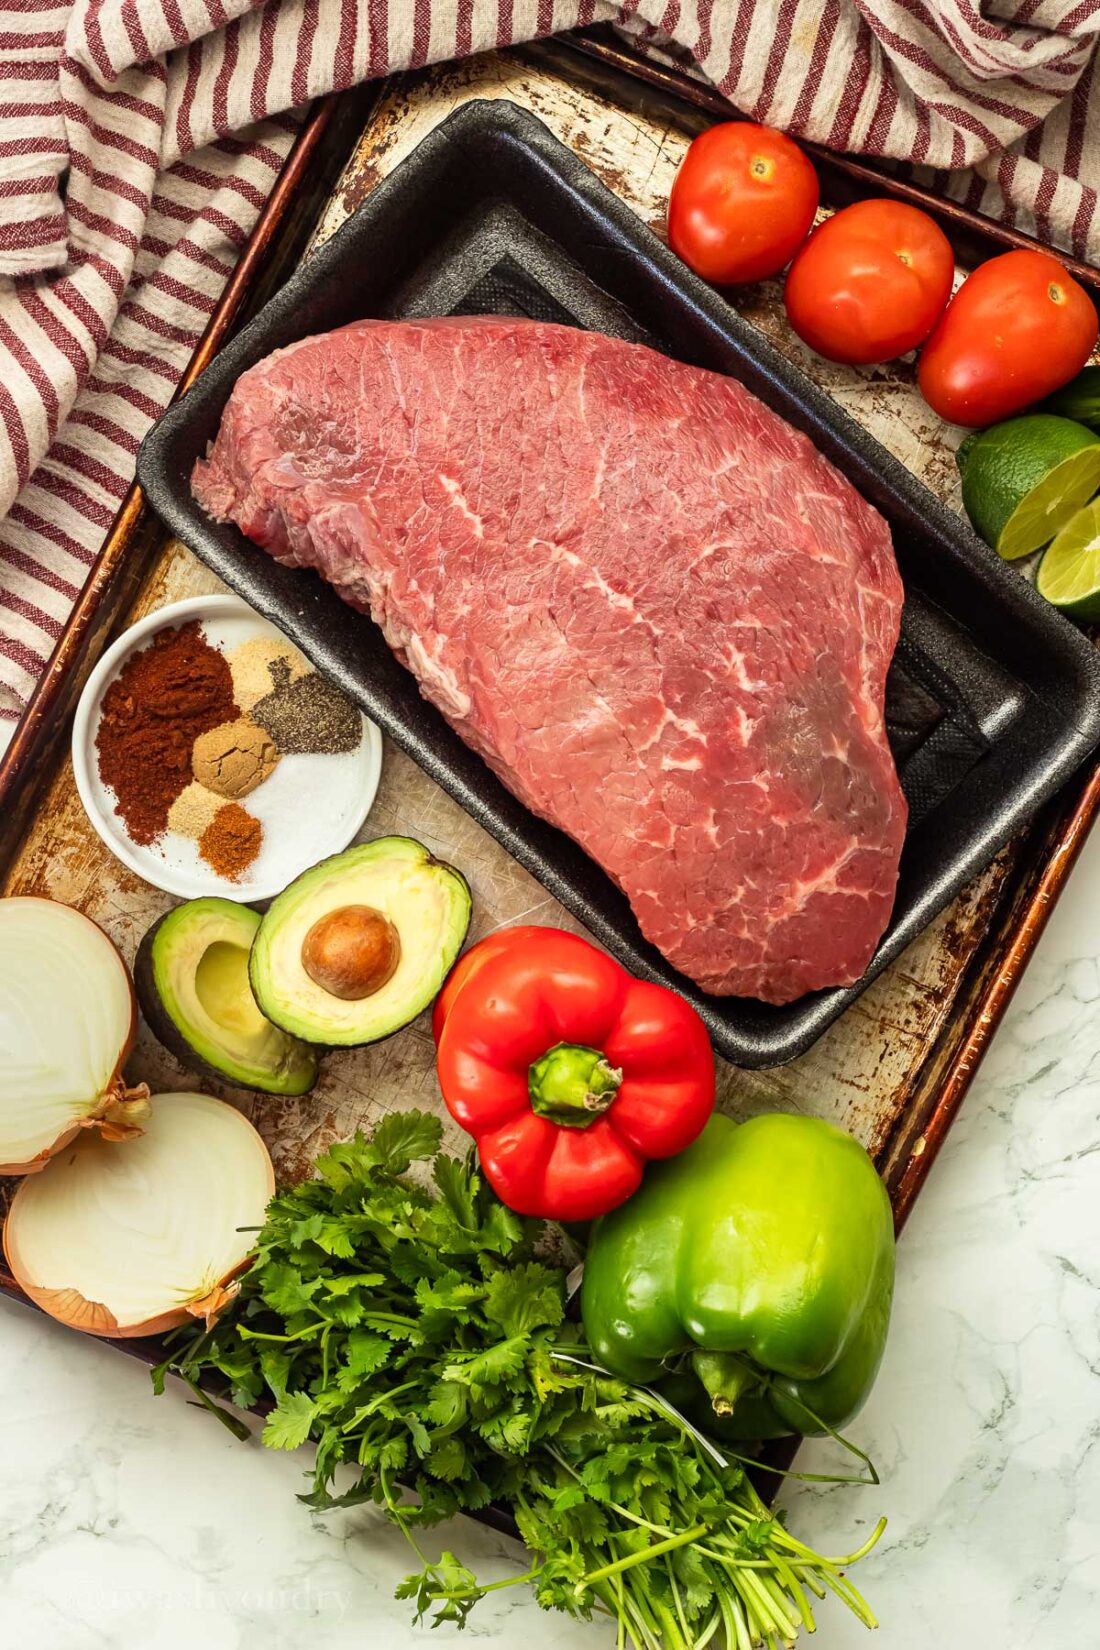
top-left (137, 99), bottom-right (1100, 1068)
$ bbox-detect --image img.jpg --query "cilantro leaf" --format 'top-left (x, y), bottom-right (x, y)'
top-left (288, 1213), bottom-right (328, 1248)
top-left (256, 1262), bottom-right (323, 1318)
top-left (478, 1409), bottom-right (530, 1453)
top-left (262, 1391), bottom-right (318, 1450)
top-left (423, 1381), bottom-right (466, 1431)
top-left (425, 1437), bottom-right (468, 1481)
top-left (442, 1336), bottom-right (528, 1387)
top-left (479, 1200), bottom-right (525, 1256)
top-left (372, 1110), bottom-right (443, 1173)
top-left (258, 1348), bottom-right (294, 1401)
top-left (156, 1115), bottom-right (883, 1650)
top-left (483, 1263), bottom-right (564, 1336)
top-left (313, 1133), bottom-right (375, 1191)
top-left (671, 1542), bottom-right (714, 1613)
top-left (373, 1434), bottom-right (408, 1475)
top-left (337, 1330), bottom-right (392, 1386)
top-left (405, 1412), bottom-right (431, 1457)
top-left (310, 1221), bottom-right (359, 1260)
top-left (397, 1551), bottom-right (484, 1629)
top-left (324, 1273), bottom-right (386, 1295)
top-left (432, 1153), bottom-right (477, 1227)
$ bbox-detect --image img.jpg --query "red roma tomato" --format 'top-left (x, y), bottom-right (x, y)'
top-left (783, 200), bottom-right (954, 365)
top-left (668, 122), bottom-right (819, 285)
top-left (918, 250), bottom-right (1099, 427)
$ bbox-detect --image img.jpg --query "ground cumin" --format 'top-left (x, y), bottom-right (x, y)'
top-left (199, 802), bottom-right (263, 881)
top-left (96, 622), bottom-right (238, 846)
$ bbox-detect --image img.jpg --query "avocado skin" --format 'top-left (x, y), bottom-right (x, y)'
top-left (249, 837), bottom-right (472, 1048)
top-left (135, 904), bottom-right (319, 1096)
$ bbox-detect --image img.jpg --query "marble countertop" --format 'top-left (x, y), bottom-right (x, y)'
top-left (2, 833), bottom-right (1098, 1650)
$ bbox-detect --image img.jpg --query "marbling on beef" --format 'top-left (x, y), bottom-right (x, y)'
top-left (193, 318), bottom-right (907, 1003)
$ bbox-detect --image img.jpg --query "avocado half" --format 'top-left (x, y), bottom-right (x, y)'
top-left (136, 899), bottom-right (319, 1095)
top-left (249, 837), bottom-right (471, 1046)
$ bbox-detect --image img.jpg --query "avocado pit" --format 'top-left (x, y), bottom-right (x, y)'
top-left (301, 904), bottom-right (400, 1000)
top-left (249, 836), bottom-right (471, 1047)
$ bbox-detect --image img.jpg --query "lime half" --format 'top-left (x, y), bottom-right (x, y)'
top-left (1037, 498), bottom-right (1100, 620)
top-left (957, 415), bottom-right (1100, 561)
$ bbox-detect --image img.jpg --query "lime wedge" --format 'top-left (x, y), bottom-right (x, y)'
top-left (957, 415), bottom-right (1100, 561)
top-left (1037, 498), bottom-right (1100, 620)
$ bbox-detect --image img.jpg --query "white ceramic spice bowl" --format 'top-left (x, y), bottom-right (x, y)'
top-left (72, 594), bottom-right (382, 901)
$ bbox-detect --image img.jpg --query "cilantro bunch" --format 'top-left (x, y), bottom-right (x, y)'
top-left (156, 1112), bottom-right (882, 1648)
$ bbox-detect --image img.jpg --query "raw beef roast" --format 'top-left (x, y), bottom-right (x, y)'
top-left (193, 319), bottom-right (907, 1003)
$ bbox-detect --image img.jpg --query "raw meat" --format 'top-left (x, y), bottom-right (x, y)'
top-left (193, 318), bottom-right (907, 1004)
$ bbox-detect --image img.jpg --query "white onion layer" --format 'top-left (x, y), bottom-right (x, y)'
top-left (4, 1091), bottom-right (275, 1336)
top-left (0, 898), bottom-right (145, 1173)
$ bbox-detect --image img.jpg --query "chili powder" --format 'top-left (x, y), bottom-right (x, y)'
top-left (95, 621), bottom-right (238, 846)
top-left (199, 802), bottom-right (263, 881)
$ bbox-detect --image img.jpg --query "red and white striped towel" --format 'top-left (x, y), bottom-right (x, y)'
top-left (2, 0), bottom-right (1099, 741)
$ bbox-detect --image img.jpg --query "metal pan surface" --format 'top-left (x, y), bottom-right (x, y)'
top-left (137, 98), bottom-right (1100, 1066)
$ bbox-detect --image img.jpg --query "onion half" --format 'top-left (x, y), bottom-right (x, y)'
top-left (3, 1091), bottom-right (275, 1337)
top-left (0, 897), bottom-right (150, 1175)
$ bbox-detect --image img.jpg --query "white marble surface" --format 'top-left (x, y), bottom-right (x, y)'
top-left (3, 835), bottom-right (1099, 1650)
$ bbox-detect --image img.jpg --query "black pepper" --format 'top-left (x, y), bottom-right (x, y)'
top-left (251, 670), bottom-right (361, 755)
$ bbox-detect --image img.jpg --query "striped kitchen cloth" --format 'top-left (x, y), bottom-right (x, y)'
top-left (2, 0), bottom-right (1099, 738)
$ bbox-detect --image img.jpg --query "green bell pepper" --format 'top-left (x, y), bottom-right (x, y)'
top-left (581, 1112), bottom-right (895, 1440)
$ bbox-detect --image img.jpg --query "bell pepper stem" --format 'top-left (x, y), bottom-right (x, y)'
top-left (528, 1042), bottom-right (623, 1128)
top-left (691, 1350), bottom-right (762, 1417)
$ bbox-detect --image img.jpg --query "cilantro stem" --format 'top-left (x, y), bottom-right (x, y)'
top-left (734, 1575), bottom-right (768, 1645)
top-left (795, 1564), bottom-right (829, 1600)
top-left (590, 1579), bottom-right (640, 1649)
top-left (617, 1584), bottom-right (658, 1649)
top-left (546, 1447), bottom-right (678, 1541)
top-left (579, 1523), bottom-right (710, 1590)
top-left (768, 1513), bottom-right (887, 1569)
top-left (237, 1322), bottom-right (326, 1343)
top-left (173, 1325), bottom-right (215, 1374)
top-left (622, 1577), bottom-right (665, 1648)
top-left (716, 1444), bottom-right (881, 1488)
top-left (719, 1586), bottom-right (753, 1650)
top-left (155, 1119), bottom-right (886, 1650)
top-left (695, 1544), bottom-right (840, 1574)
top-left (769, 1549), bottom-right (816, 1629)
top-left (664, 1553), bottom-right (692, 1643)
top-left (816, 1563), bottom-right (880, 1629)
top-left (180, 1374), bottom-right (252, 1442)
top-left (830, 1513), bottom-right (889, 1567)
top-left (649, 1595), bottom-right (690, 1648)
top-left (611, 1574), bottom-right (628, 1650)
top-left (694, 1608), bottom-right (723, 1650)
top-left (426, 1566), bottom-right (540, 1600)
top-left (741, 1564), bottom-right (796, 1640)
top-left (759, 1559), bottom-right (813, 1633)
top-left (354, 1380), bottom-right (419, 1418)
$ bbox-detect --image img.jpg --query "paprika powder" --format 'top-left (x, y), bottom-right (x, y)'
top-left (199, 803), bottom-right (263, 881)
top-left (95, 622), bottom-right (238, 845)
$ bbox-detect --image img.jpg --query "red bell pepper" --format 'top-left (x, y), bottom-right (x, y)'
top-left (431, 926), bottom-right (547, 1046)
top-left (435, 927), bottom-right (715, 1221)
